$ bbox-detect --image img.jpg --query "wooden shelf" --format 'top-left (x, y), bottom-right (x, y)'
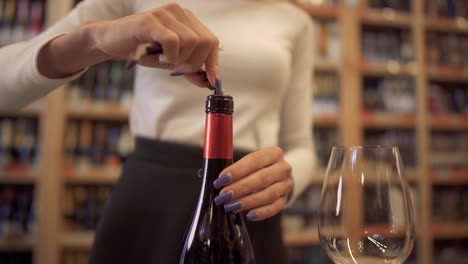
top-left (362, 9), bottom-right (412, 28)
top-left (363, 112), bottom-right (416, 128)
top-left (62, 229), bottom-right (322, 249)
top-left (62, 231), bottom-right (94, 250)
top-left (430, 168), bottom-right (468, 185)
top-left (313, 114), bottom-right (338, 127)
top-left (294, 3), bottom-right (340, 19)
top-left (428, 66), bottom-right (468, 83)
top-left (0, 169), bottom-right (36, 184)
top-left (64, 166), bottom-right (121, 184)
top-left (314, 59), bottom-right (340, 72)
top-left (283, 229), bottom-right (320, 247)
top-left (431, 115), bottom-right (468, 130)
top-left (361, 61), bottom-right (418, 77)
top-left (0, 102), bottom-right (42, 117)
top-left (67, 103), bottom-right (129, 121)
top-left (431, 223), bottom-right (468, 239)
top-left (0, 236), bottom-right (34, 251)
top-left (426, 17), bottom-right (468, 33)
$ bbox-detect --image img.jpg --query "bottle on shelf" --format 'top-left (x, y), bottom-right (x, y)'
top-left (364, 77), bottom-right (415, 114)
top-left (363, 28), bottom-right (413, 64)
top-left (312, 72), bottom-right (339, 116)
top-left (179, 95), bottom-right (255, 263)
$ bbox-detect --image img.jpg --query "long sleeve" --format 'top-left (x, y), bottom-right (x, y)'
top-left (280, 17), bottom-right (317, 204)
top-left (0, 0), bottom-right (132, 111)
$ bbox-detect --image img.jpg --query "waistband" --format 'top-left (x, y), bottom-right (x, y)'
top-left (133, 137), bottom-right (250, 169)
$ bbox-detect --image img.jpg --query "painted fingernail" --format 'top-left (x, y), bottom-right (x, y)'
top-left (215, 79), bottom-right (223, 94)
top-left (213, 173), bottom-right (231, 189)
top-left (224, 201), bottom-right (241, 213)
top-left (214, 191), bottom-right (233, 206)
top-left (246, 211), bottom-right (257, 221)
top-left (170, 72), bottom-right (185, 77)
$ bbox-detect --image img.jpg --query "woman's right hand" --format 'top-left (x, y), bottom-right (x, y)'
top-left (90, 3), bottom-right (219, 86)
top-left (39, 3), bottom-right (219, 87)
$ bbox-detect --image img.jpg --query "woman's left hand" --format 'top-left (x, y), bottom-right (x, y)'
top-left (213, 146), bottom-right (294, 221)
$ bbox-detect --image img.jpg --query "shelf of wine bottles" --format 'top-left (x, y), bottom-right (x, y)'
top-left (432, 186), bottom-right (468, 224)
top-left (364, 77), bottom-right (415, 115)
top-left (362, 27), bottom-right (414, 64)
top-left (426, 0), bottom-right (468, 19)
top-left (0, 0), bottom-right (45, 47)
top-left (68, 61), bottom-right (135, 113)
top-left (431, 131), bottom-right (468, 167)
top-left (315, 20), bottom-right (340, 64)
top-left (64, 120), bottom-right (133, 178)
top-left (0, 184), bottom-right (35, 247)
top-left (430, 82), bottom-right (468, 118)
top-left (313, 127), bottom-right (338, 167)
top-left (364, 185), bottom-right (419, 225)
top-left (0, 118), bottom-right (39, 178)
top-left (283, 185), bottom-right (321, 229)
top-left (313, 72), bottom-right (339, 122)
top-left (434, 239), bottom-right (468, 264)
top-left (62, 184), bottom-right (112, 232)
top-left (364, 129), bottom-right (417, 167)
top-left (368, 0), bottom-right (411, 12)
top-left (426, 32), bottom-right (468, 73)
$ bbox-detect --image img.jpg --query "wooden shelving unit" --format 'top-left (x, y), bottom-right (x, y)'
top-left (361, 9), bottom-right (412, 28)
top-left (0, 237), bottom-right (35, 252)
top-left (0, 0), bottom-right (464, 263)
top-left (426, 16), bottom-right (468, 33)
top-left (64, 167), bottom-right (121, 184)
top-left (313, 114), bottom-right (338, 127)
top-left (67, 104), bottom-right (130, 121)
top-left (431, 223), bottom-right (468, 239)
top-left (362, 112), bottom-right (416, 128)
top-left (0, 170), bottom-right (37, 185)
top-left (360, 61), bottom-right (418, 76)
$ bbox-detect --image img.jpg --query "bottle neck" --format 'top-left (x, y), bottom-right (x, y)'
top-left (203, 113), bottom-right (233, 160)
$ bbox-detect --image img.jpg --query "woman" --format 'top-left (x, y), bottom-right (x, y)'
top-left (0, 0), bottom-right (316, 263)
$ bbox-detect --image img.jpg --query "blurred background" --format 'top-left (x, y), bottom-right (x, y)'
top-left (0, 0), bottom-right (467, 263)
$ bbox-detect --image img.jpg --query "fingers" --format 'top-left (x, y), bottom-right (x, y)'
top-left (182, 8), bottom-right (219, 86)
top-left (246, 196), bottom-right (288, 221)
top-left (224, 178), bottom-right (293, 213)
top-left (219, 160), bottom-right (292, 201)
top-left (136, 3), bottom-right (219, 83)
top-left (217, 146), bottom-right (285, 186)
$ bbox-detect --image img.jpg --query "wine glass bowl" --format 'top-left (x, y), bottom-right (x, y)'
top-left (318, 146), bottom-right (415, 264)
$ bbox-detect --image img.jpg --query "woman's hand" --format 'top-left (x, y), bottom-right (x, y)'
top-left (39, 3), bottom-right (219, 87)
top-left (213, 146), bottom-right (294, 221)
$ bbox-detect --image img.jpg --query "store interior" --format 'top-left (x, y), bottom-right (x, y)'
top-left (0, 0), bottom-right (468, 263)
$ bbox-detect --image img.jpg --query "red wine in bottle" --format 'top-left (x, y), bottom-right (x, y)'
top-left (179, 95), bottom-right (255, 264)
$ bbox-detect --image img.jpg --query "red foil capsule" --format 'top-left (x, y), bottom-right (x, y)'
top-left (203, 113), bottom-right (233, 159)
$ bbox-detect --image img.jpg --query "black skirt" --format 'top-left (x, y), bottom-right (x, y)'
top-left (88, 137), bottom-right (286, 264)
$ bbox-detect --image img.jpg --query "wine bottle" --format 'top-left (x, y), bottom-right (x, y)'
top-left (179, 95), bottom-right (255, 264)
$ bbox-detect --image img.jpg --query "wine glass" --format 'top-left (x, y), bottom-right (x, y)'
top-left (318, 146), bottom-right (415, 264)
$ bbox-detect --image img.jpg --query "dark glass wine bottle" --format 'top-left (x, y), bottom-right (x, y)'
top-left (179, 95), bottom-right (255, 264)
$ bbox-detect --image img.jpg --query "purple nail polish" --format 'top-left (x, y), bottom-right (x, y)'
top-left (170, 72), bottom-right (185, 77)
top-left (246, 212), bottom-right (257, 221)
top-left (224, 201), bottom-right (241, 213)
top-left (213, 173), bottom-right (231, 189)
top-left (214, 191), bottom-right (232, 206)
